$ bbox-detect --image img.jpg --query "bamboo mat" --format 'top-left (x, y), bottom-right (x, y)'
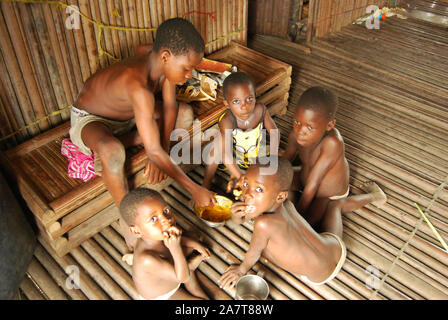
top-left (17, 16), bottom-right (448, 300)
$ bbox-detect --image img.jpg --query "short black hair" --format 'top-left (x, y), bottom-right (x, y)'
top-left (297, 86), bottom-right (338, 120)
top-left (253, 156), bottom-right (294, 191)
top-left (222, 71), bottom-right (256, 99)
top-left (120, 188), bottom-right (165, 226)
top-left (153, 18), bottom-right (205, 56)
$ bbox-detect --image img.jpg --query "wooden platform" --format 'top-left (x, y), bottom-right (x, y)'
top-left (1, 42), bottom-right (291, 257)
top-left (16, 16), bottom-right (448, 300)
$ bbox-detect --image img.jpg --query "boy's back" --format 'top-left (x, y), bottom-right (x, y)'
top-left (252, 202), bottom-right (342, 283)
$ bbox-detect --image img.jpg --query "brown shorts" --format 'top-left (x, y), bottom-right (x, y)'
top-left (69, 106), bottom-right (136, 156)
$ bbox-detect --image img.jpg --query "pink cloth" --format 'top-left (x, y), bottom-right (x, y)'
top-left (61, 138), bottom-right (95, 182)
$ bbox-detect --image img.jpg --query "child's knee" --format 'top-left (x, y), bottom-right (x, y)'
top-left (97, 140), bottom-right (126, 173)
top-left (176, 102), bottom-right (194, 129)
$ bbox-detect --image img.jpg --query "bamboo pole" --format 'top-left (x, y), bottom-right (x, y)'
top-left (105, 0), bottom-right (122, 61)
top-left (34, 244), bottom-right (88, 300)
top-left (26, 257), bottom-right (68, 300)
top-left (0, 2), bottom-right (42, 136)
top-left (93, 232), bottom-right (132, 275)
top-left (98, 0), bottom-right (115, 64)
top-left (70, 245), bottom-right (130, 299)
top-left (135, 0), bottom-right (145, 45)
top-left (41, 4), bottom-right (72, 120)
top-left (346, 250), bottom-right (423, 300)
top-left (343, 216), bottom-right (448, 293)
top-left (0, 49), bottom-right (26, 144)
top-left (344, 210), bottom-right (448, 284)
top-left (17, 3), bottom-right (59, 127)
top-left (20, 275), bottom-right (46, 300)
top-left (344, 229), bottom-right (448, 299)
top-left (149, 0), bottom-right (159, 42)
top-left (127, 0), bottom-right (138, 50)
top-left (80, 238), bottom-right (139, 299)
top-left (50, 4), bottom-right (78, 103)
top-left (141, 0), bottom-right (151, 44)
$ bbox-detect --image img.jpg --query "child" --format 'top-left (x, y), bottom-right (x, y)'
top-left (219, 158), bottom-right (386, 288)
top-left (202, 72), bottom-right (279, 192)
top-left (120, 187), bottom-right (211, 300)
top-left (70, 18), bottom-right (216, 250)
top-left (282, 86), bottom-right (350, 228)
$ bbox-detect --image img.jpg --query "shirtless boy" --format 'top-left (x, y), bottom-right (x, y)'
top-left (120, 187), bottom-right (210, 300)
top-left (69, 18), bottom-right (215, 248)
top-left (202, 72), bottom-right (278, 192)
top-left (219, 158), bottom-right (387, 288)
top-left (282, 86), bottom-right (351, 228)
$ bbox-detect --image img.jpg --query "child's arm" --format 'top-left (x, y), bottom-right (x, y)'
top-left (131, 84), bottom-right (216, 208)
top-left (161, 79), bottom-right (179, 153)
top-left (297, 135), bottom-right (343, 213)
top-left (138, 227), bottom-right (190, 283)
top-left (281, 130), bottom-right (299, 161)
top-left (219, 115), bottom-right (244, 186)
top-left (219, 217), bottom-right (269, 288)
top-left (262, 107), bottom-right (280, 155)
top-left (181, 236), bottom-right (211, 260)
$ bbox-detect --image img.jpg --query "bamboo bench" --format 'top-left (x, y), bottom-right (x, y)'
top-left (1, 42), bottom-right (292, 257)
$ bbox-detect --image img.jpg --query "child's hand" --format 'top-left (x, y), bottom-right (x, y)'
top-left (144, 160), bottom-right (168, 184)
top-left (226, 174), bottom-right (240, 194)
top-left (229, 175), bottom-right (244, 200)
top-left (231, 202), bottom-right (255, 223)
top-left (193, 242), bottom-right (211, 260)
top-left (219, 264), bottom-right (246, 289)
top-left (193, 186), bottom-right (217, 208)
top-left (163, 226), bottom-right (182, 250)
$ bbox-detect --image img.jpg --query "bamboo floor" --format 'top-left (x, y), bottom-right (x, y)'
top-left (17, 16), bottom-right (448, 300)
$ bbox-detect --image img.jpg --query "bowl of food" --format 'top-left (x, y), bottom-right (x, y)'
top-left (194, 195), bottom-right (233, 227)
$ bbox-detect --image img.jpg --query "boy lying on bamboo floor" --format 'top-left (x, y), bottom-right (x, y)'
top-left (201, 71), bottom-right (279, 192)
top-left (70, 18), bottom-right (216, 251)
top-left (120, 187), bottom-right (210, 300)
top-left (219, 158), bottom-right (387, 288)
top-left (281, 86), bottom-right (387, 234)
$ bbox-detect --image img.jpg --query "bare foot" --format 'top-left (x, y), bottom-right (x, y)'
top-left (122, 253), bottom-right (134, 266)
top-left (362, 181), bottom-right (387, 206)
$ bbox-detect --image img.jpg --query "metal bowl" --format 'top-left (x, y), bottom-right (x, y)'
top-left (235, 275), bottom-right (269, 300)
top-left (194, 195), bottom-right (233, 228)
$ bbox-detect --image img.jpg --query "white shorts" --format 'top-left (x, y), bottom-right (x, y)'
top-left (138, 283), bottom-right (181, 300)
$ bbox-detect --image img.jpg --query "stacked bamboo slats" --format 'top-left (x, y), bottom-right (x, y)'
top-left (249, 14), bottom-right (448, 299)
top-left (1, 41), bottom-right (291, 257)
top-left (0, 0), bottom-right (248, 149)
top-left (307, 0), bottom-right (390, 41)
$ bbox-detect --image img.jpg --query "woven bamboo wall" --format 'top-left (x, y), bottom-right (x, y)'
top-left (247, 0), bottom-right (292, 37)
top-left (0, 0), bottom-right (248, 149)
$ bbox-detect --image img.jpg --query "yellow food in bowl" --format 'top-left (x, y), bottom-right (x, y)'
top-left (195, 195), bottom-right (232, 223)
